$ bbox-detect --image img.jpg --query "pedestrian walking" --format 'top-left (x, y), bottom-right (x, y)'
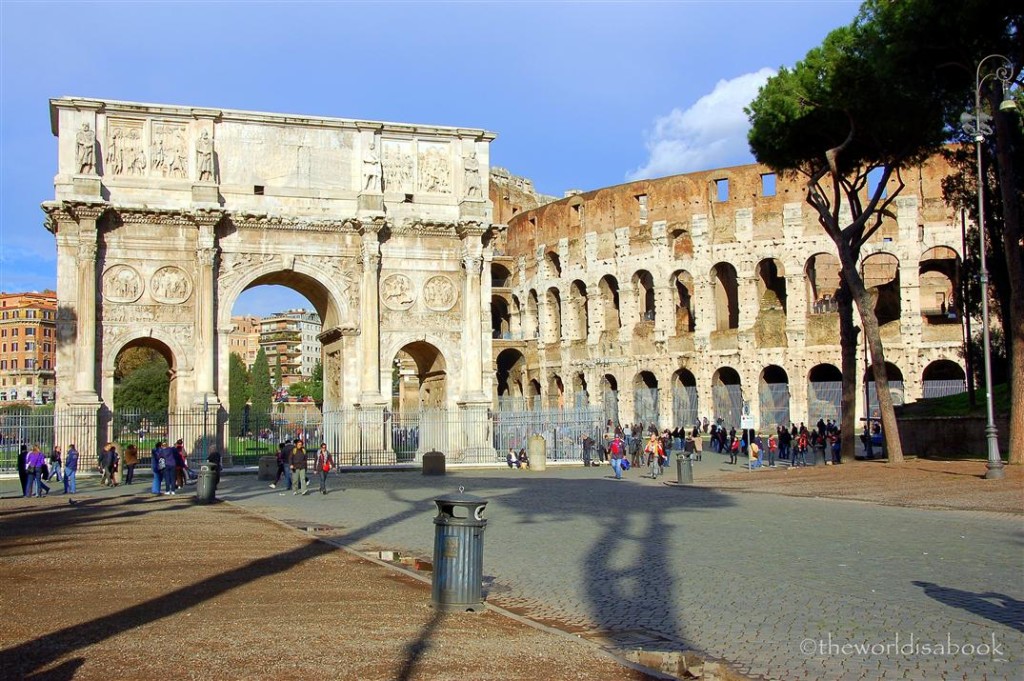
top-left (608, 434), bottom-right (626, 479)
top-left (315, 443), bottom-right (334, 495)
top-left (48, 446), bottom-right (63, 483)
top-left (290, 439), bottom-right (308, 495)
top-left (123, 444), bottom-right (139, 484)
top-left (24, 444), bottom-right (47, 497)
top-left (17, 444), bottom-right (28, 496)
top-left (64, 444), bottom-right (79, 494)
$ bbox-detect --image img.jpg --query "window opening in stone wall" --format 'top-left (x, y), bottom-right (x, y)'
top-left (866, 167), bottom-right (887, 199)
top-left (760, 173), bottom-right (776, 197)
top-left (715, 178), bottom-right (729, 202)
top-left (636, 194), bottom-right (649, 224)
top-left (529, 217), bottom-right (537, 228)
top-left (254, 185), bottom-right (265, 195)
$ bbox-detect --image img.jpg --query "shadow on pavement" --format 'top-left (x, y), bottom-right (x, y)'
top-left (913, 580), bottom-right (1024, 634)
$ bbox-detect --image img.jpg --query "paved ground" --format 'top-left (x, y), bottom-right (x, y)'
top-left (4, 457), bottom-right (1021, 680)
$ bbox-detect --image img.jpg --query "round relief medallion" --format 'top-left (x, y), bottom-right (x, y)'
top-left (381, 273), bottom-right (415, 310)
top-left (150, 266), bottom-right (193, 304)
top-left (423, 275), bottom-right (457, 311)
top-left (102, 265), bottom-right (143, 303)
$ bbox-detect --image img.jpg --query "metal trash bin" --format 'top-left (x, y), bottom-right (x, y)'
top-left (432, 488), bottom-right (487, 612)
top-left (528, 434), bottom-right (546, 471)
top-left (812, 444), bottom-right (826, 466)
top-left (257, 455), bottom-right (277, 481)
top-left (676, 452), bottom-right (693, 485)
top-left (422, 450), bottom-right (446, 476)
top-left (196, 463), bottom-right (218, 504)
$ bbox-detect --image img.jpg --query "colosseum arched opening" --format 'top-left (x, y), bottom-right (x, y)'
top-left (633, 370), bottom-right (659, 427)
top-left (712, 366), bottom-right (743, 430)
top-left (808, 363), bottom-right (843, 424)
top-left (672, 369), bottom-right (698, 429)
top-left (759, 365), bottom-right (791, 430)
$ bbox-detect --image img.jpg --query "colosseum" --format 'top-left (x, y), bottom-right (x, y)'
top-left (487, 156), bottom-right (966, 432)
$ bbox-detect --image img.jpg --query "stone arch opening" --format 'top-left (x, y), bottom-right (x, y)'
top-left (671, 368), bottom-right (698, 429)
top-left (598, 275), bottom-right (621, 335)
top-left (919, 246), bottom-right (959, 324)
top-left (756, 258), bottom-right (787, 314)
top-left (528, 378), bottom-right (542, 411)
top-left (112, 337), bottom-right (178, 412)
top-left (863, 361), bottom-right (905, 415)
top-left (805, 253), bottom-right (840, 314)
top-left (393, 341), bottom-right (447, 411)
top-left (670, 270), bottom-right (695, 335)
top-left (573, 371), bottom-right (589, 408)
top-left (712, 366), bottom-right (742, 429)
top-left (510, 294), bottom-right (523, 339)
top-left (633, 270), bottom-right (656, 322)
top-left (526, 290), bottom-right (540, 339)
top-left (491, 262), bottom-right (512, 288)
top-left (545, 250), bottom-right (562, 278)
top-left (759, 365), bottom-right (790, 430)
top-left (601, 373), bottom-right (619, 428)
top-left (807, 363), bottom-right (842, 424)
top-left (569, 280), bottom-right (589, 341)
top-left (545, 287), bottom-right (562, 343)
top-left (491, 295), bottom-right (510, 339)
top-left (495, 348), bottom-right (527, 410)
top-left (633, 370), bottom-right (659, 428)
top-left (109, 337), bottom-right (179, 450)
top-left (710, 263), bottom-right (739, 331)
top-left (863, 252), bottom-right (901, 328)
top-left (922, 359), bottom-right (966, 399)
top-left (547, 373), bottom-right (565, 410)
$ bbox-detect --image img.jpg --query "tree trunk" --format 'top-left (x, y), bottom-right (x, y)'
top-left (993, 101), bottom-right (1023, 465)
top-left (837, 277), bottom-right (858, 462)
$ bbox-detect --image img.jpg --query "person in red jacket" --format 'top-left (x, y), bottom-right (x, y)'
top-left (315, 443), bottom-right (334, 495)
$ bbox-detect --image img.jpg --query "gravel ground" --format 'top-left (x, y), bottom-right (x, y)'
top-left (0, 495), bottom-right (661, 681)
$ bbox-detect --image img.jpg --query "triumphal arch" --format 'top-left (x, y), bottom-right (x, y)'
top-left (44, 97), bottom-right (499, 462)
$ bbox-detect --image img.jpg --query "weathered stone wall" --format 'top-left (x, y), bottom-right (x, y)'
top-left (496, 154), bottom-right (969, 429)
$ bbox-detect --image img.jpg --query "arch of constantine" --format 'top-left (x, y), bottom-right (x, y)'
top-left (43, 97), bottom-right (967, 464)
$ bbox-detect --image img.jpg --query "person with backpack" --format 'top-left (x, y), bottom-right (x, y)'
top-left (64, 444), bottom-right (79, 494)
top-left (609, 434), bottom-right (626, 480)
top-left (151, 441), bottom-right (164, 495)
top-left (270, 441), bottom-right (293, 490)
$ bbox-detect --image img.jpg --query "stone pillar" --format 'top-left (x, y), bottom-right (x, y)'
top-left (738, 275), bottom-right (759, 350)
top-left (692, 276), bottom-right (714, 351)
top-left (193, 211), bottom-right (222, 405)
top-left (653, 285), bottom-right (673, 340)
top-left (71, 204), bottom-right (104, 405)
top-left (459, 222), bottom-right (487, 398)
top-left (786, 274), bottom-right (808, 348)
top-left (357, 221), bottom-right (383, 403)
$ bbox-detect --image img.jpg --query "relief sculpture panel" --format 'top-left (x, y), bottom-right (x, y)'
top-left (382, 140), bottom-right (414, 193)
top-left (381, 273), bottom-right (415, 310)
top-left (423, 275), bottom-right (458, 311)
top-left (102, 264), bottom-right (144, 303)
top-left (151, 122), bottom-right (189, 179)
top-left (150, 266), bottom-right (193, 304)
top-left (106, 119), bottom-right (147, 177)
top-left (417, 142), bottom-right (451, 194)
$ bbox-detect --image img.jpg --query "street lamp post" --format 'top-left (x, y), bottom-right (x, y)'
top-left (960, 54), bottom-right (1017, 480)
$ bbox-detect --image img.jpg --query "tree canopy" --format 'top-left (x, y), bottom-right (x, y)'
top-left (250, 348), bottom-right (273, 418)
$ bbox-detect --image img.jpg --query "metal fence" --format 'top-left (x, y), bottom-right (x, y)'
top-left (759, 383), bottom-right (791, 430)
top-left (672, 385), bottom-right (698, 431)
top-left (2, 404), bottom-right (605, 471)
top-left (922, 380), bottom-right (967, 400)
top-left (866, 381), bottom-right (906, 415)
top-left (712, 384), bottom-right (743, 430)
top-left (807, 381), bottom-right (843, 425)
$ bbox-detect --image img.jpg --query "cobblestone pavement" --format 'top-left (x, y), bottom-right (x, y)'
top-left (15, 462), bottom-right (1017, 681)
top-left (219, 464), bottom-right (1023, 681)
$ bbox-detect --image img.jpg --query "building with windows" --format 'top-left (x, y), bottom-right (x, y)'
top-left (258, 309), bottom-right (322, 387)
top-left (0, 292), bottom-right (58, 404)
top-left (489, 155), bottom-right (968, 430)
top-left (228, 315), bottom-right (261, 369)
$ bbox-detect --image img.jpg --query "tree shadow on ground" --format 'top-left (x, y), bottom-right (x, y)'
top-left (913, 580), bottom-right (1024, 633)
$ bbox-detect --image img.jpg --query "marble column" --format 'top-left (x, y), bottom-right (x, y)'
top-left (72, 204), bottom-right (104, 405)
top-left (358, 220), bottom-right (383, 402)
top-left (193, 212), bottom-right (221, 404)
top-left (459, 222), bottom-right (487, 400)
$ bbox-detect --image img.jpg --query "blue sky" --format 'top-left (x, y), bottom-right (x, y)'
top-left (0, 0), bottom-right (859, 315)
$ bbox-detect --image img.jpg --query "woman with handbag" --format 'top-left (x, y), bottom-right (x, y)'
top-left (315, 443), bottom-right (334, 495)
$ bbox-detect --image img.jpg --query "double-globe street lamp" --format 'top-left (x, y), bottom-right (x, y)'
top-left (959, 54), bottom-right (1017, 480)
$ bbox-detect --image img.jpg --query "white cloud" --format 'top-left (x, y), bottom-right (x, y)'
top-left (626, 67), bottom-right (776, 181)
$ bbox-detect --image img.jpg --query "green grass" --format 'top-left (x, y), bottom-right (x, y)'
top-left (896, 383), bottom-right (1010, 418)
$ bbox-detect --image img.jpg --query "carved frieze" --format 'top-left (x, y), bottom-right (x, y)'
top-left (220, 251), bottom-right (276, 277)
top-left (150, 266), bottom-right (193, 304)
top-left (106, 119), bottom-right (147, 177)
top-left (297, 255), bottom-right (356, 318)
top-left (423, 275), bottom-right (458, 311)
top-left (102, 303), bottom-right (193, 324)
top-left (417, 143), bottom-right (451, 194)
top-left (102, 265), bottom-right (144, 303)
top-left (382, 140), bottom-right (414, 193)
top-left (151, 122), bottom-right (189, 179)
top-left (381, 308), bottom-right (462, 331)
top-left (381, 273), bottom-right (415, 310)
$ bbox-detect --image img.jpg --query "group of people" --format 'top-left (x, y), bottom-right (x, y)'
top-left (505, 447), bottom-right (531, 469)
top-left (149, 439), bottom-right (199, 495)
top-left (19, 443), bottom-right (81, 497)
top-left (270, 440), bottom-right (335, 495)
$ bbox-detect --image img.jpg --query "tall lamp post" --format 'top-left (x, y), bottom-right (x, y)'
top-left (960, 54), bottom-right (1017, 480)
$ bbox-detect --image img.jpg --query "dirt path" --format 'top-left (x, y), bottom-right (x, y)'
top-left (0, 495), bottom-right (659, 681)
